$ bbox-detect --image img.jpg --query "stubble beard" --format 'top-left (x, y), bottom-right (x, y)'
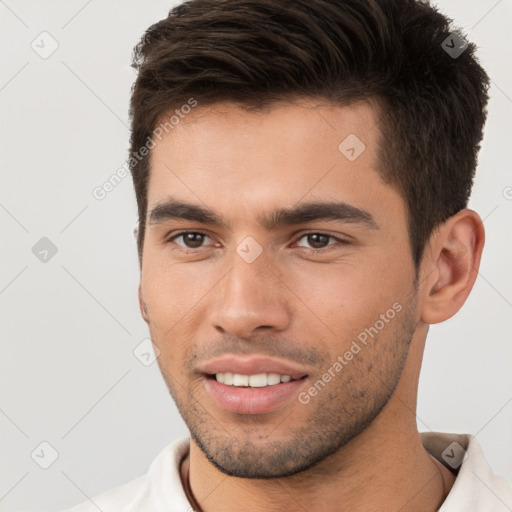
top-left (157, 301), bottom-right (417, 479)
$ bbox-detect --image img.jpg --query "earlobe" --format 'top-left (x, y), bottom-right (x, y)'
top-left (420, 209), bottom-right (484, 324)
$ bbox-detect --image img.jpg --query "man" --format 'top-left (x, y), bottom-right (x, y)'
top-left (67, 0), bottom-right (512, 510)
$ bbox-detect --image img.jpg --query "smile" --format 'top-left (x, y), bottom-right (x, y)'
top-left (214, 372), bottom-right (296, 387)
top-left (204, 373), bottom-right (308, 414)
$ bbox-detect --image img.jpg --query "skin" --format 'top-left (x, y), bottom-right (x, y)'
top-left (138, 99), bottom-right (484, 511)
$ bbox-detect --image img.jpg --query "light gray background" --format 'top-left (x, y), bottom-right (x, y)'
top-left (1, 1), bottom-right (511, 510)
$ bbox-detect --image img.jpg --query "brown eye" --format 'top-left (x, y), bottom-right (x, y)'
top-left (308, 234), bottom-right (330, 248)
top-left (296, 233), bottom-right (334, 249)
top-left (172, 232), bottom-right (211, 248)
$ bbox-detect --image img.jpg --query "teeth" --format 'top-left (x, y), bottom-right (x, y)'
top-left (233, 374), bottom-right (249, 386)
top-left (248, 374), bottom-right (267, 387)
top-left (215, 372), bottom-right (295, 387)
top-left (267, 373), bottom-right (281, 385)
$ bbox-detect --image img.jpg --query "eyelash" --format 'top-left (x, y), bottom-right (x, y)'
top-left (166, 231), bottom-right (348, 253)
top-left (167, 231), bottom-right (214, 250)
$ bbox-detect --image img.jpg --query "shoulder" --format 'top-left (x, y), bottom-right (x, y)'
top-left (422, 432), bottom-right (512, 511)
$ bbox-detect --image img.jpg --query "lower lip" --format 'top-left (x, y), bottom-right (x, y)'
top-left (204, 377), bottom-right (307, 414)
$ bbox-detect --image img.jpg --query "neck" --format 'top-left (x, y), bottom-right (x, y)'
top-left (180, 330), bottom-right (455, 512)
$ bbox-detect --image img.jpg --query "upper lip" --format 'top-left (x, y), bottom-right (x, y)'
top-left (198, 355), bottom-right (308, 380)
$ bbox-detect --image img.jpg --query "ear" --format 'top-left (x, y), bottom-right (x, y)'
top-left (420, 209), bottom-right (485, 324)
top-left (138, 284), bottom-right (150, 324)
top-left (133, 221), bottom-right (144, 270)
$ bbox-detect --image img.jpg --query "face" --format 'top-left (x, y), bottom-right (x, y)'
top-left (139, 99), bottom-right (419, 478)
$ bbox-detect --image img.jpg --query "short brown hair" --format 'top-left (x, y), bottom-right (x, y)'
top-left (129, 0), bottom-right (489, 267)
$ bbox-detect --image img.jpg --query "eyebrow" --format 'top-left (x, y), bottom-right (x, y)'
top-left (261, 201), bottom-right (378, 230)
top-left (148, 198), bottom-right (378, 230)
top-left (149, 200), bottom-right (228, 228)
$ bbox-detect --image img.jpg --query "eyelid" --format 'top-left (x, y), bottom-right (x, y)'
top-left (167, 230), bottom-right (214, 247)
top-left (165, 229), bottom-right (351, 251)
top-left (292, 231), bottom-right (351, 248)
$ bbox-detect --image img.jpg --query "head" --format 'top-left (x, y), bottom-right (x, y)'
top-left (129, 0), bottom-right (488, 478)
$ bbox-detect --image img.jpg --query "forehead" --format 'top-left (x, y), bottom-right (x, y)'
top-left (147, 99), bottom-right (403, 225)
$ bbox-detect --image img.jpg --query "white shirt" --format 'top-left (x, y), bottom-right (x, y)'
top-left (65, 433), bottom-right (512, 511)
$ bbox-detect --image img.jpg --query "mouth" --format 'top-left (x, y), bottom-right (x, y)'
top-left (209, 372), bottom-right (304, 388)
top-left (201, 364), bottom-right (308, 414)
top-left (199, 355), bottom-right (309, 414)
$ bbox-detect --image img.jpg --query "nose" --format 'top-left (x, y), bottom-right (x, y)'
top-left (209, 251), bottom-right (292, 338)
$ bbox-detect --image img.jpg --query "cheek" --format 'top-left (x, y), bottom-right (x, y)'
top-left (140, 253), bottom-right (215, 352)
top-left (286, 262), bottom-right (364, 304)
top-left (284, 258), bottom-right (408, 344)
top-left (142, 248), bottom-right (209, 308)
